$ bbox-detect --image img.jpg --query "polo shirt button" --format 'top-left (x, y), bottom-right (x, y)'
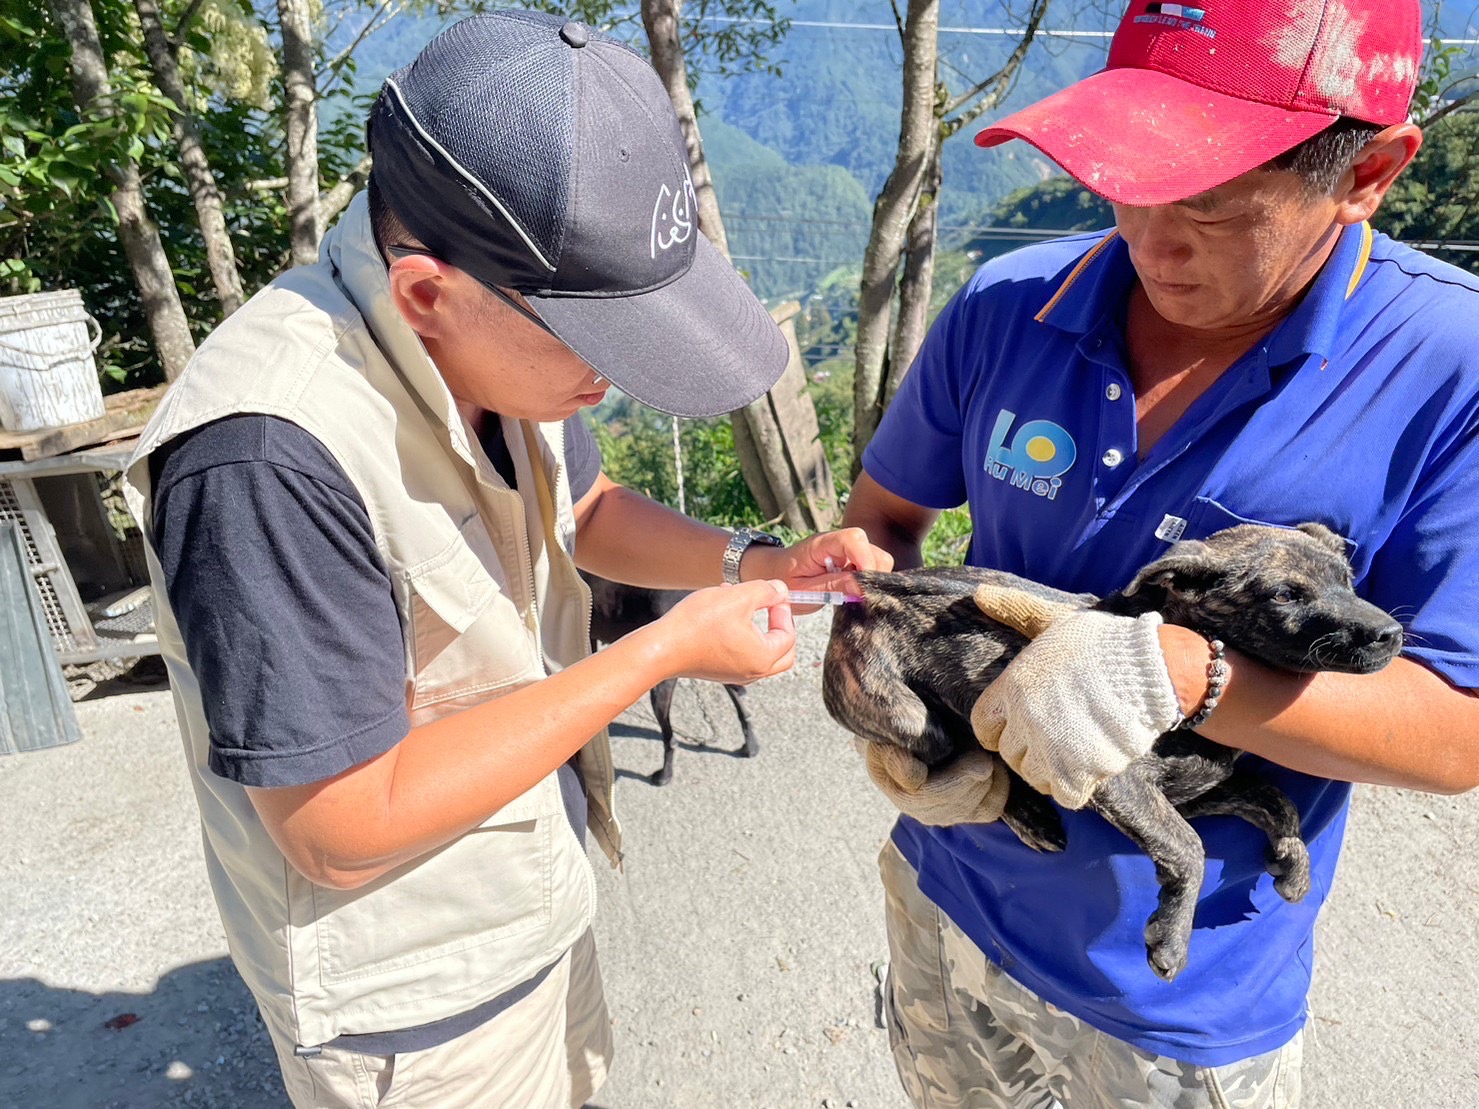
top-left (1106, 383), bottom-right (1123, 401)
top-left (1102, 448), bottom-right (1125, 468)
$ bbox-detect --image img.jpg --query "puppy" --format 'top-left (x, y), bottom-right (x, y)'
top-left (582, 572), bottom-right (758, 786)
top-left (823, 523), bottom-right (1403, 979)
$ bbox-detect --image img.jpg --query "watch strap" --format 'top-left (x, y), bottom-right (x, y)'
top-left (722, 527), bottom-right (783, 584)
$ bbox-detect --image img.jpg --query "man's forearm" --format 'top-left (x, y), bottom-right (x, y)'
top-left (575, 479), bottom-right (734, 589)
top-left (839, 472), bottom-right (937, 571)
top-left (1161, 625), bottom-right (1479, 794)
top-left (252, 625), bottom-right (675, 888)
top-left (250, 578), bottom-right (796, 889)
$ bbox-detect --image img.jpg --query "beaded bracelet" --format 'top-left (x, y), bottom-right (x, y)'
top-left (1181, 636), bottom-right (1228, 730)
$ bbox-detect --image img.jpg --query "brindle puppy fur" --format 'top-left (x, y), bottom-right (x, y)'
top-left (823, 523), bottom-right (1403, 980)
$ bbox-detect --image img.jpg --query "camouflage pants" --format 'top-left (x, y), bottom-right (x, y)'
top-left (879, 843), bottom-right (1303, 1109)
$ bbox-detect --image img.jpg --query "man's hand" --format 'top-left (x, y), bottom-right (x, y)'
top-left (860, 741), bottom-right (1010, 826)
top-left (741, 527), bottom-right (893, 611)
top-left (968, 589), bottom-right (1184, 810)
top-left (646, 578), bottom-right (798, 684)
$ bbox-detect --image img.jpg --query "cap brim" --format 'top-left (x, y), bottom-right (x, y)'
top-left (976, 68), bottom-right (1336, 207)
top-left (528, 235), bottom-right (788, 419)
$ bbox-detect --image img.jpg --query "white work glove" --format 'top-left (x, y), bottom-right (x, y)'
top-left (858, 739), bottom-right (1010, 826)
top-left (968, 584), bottom-right (1182, 810)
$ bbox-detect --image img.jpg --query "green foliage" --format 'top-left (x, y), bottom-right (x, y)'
top-left (1378, 109), bottom-right (1479, 276)
top-left (705, 118), bottom-right (873, 300)
top-left (586, 398), bottom-right (764, 528)
top-left (923, 506), bottom-right (972, 567)
top-left (0, 0), bottom-right (377, 389)
top-left (518, 0), bottom-right (791, 82)
top-left (989, 176), bottom-right (1113, 233)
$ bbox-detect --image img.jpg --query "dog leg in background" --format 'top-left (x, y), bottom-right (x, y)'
top-left (1174, 774), bottom-right (1311, 902)
top-left (648, 678), bottom-right (678, 787)
top-left (722, 683), bottom-right (759, 759)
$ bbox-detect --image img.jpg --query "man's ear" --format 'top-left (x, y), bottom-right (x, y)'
top-left (386, 253), bottom-right (454, 339)
top-left (1336, 123), bottom-right (1422, 226)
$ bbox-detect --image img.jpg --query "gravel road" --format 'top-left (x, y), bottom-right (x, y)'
top-left (2, 616), bottom-right (1475, 1108)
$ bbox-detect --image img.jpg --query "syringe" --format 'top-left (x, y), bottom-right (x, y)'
top-left (787, 590), bottom-right (864, 606)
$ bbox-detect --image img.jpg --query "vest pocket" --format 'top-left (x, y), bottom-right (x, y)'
top-left (310, 775), bottom-right (567, 985)
top-left (406, 534), bottom-right (541, 710)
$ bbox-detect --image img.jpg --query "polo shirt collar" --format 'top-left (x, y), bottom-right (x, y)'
top-left (1262, 221), bottom-right (1374, 370)
top-left (1033, 231), bottom-right (1131, 336)
top-left (1032, 221), bottom-right (1377, 370)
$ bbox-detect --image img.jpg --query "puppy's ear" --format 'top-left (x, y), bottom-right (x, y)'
top-left (1296, 522), bottom-right (1349, 558)
top-left (1124, 540), bottom-right (1215, 598)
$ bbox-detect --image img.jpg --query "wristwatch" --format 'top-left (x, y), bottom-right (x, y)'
top-left (722, 526), bottom-right (785, 584)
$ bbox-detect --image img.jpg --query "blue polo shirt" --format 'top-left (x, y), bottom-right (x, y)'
top-left (863, 223), bottom-right (1479, 1066)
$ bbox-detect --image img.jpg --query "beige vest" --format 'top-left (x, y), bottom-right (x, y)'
top-left (124, 193), bottom-right (621, 1049)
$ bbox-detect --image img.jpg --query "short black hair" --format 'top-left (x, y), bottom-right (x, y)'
top-left (367, 174), bottom-right (422, 258)
top-left (1263, 117), bottom-right (1384, 194)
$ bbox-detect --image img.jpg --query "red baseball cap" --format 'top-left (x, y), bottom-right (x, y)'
top-left (976, 0), bottom-right (1424, 206)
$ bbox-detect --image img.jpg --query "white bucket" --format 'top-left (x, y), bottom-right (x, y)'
top-left (0, 290), bottom-right (106, 433)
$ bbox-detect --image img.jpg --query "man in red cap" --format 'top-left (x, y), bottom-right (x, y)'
top-left (844, 1), bottom-right (1479, 1104)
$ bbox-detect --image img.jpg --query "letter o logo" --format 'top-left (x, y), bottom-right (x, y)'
top-left (1008, 420), bottom-right (1076, 479)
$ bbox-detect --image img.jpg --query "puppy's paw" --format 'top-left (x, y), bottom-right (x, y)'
top-left (1267, 837), bottom-right (1311, 901)
top-left (1144, 914), bottom-right (1189, 982)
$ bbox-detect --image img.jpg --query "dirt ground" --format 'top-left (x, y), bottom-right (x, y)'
top-left (2, 617), bottom-right (1476, 1108)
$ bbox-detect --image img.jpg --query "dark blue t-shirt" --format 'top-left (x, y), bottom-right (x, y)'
top-left (149, 412), bottom-right (600, 787)
top-left (864, 223), bottom-right (1479, 1065)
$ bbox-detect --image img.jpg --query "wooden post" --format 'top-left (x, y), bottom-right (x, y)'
top-left (733, 302), bottom-right (838, 532)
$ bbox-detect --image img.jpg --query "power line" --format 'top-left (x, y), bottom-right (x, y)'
top-left (728, 213), bottom-right (1084, 237)
top-left (698, 15), bottom-right (1479, 47)
top-left (701, 16), bottom-right (1113, 39)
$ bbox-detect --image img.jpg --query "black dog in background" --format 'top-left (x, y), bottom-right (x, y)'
top-left (824, 523), bottom-right (1404, 980)
top-left (581, 572), bottom-right (758, 786)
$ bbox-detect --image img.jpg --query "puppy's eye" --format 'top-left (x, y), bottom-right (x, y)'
top-left (1272, 589), bottom-right (1297, 605)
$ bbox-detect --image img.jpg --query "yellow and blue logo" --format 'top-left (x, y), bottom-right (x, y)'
top-left (1136, 2), bottom-right (1216, 38)
top-left (1146, 3), bottom-right (1205, 19)
top-left (985, 409), bottom-right (1077, 501)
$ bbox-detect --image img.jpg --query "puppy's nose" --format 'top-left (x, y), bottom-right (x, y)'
top-left (1371, 621), bottom-right (1404, 651)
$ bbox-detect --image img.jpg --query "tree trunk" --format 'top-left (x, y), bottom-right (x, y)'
top-left (640, 0), bottom-right (728, 257)
top-left (49, 0), bottom-right (194, 381)
top-left (853, 0), bottom-right (1050, 473)
top-left (639, 0), bottom-right (837, 530)
top-left (133, 0), bottom-right (245, 316)
top-left (319, 154), bottom-right (373, 228)
top-left (885, 137), bottom-right (942, 406)
top-left (277, 0), bottom-right (321, 266)
top-left (851, 0), bottom-right (939, 478)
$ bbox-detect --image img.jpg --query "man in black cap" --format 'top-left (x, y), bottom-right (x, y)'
top-left (123, 11), bottom-right (887, 1107)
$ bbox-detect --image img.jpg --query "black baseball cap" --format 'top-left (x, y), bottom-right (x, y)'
top-left (367, 10), bottom-right (788, 419)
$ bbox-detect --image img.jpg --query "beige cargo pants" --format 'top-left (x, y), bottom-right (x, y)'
top-left (267, 928), bottom-right (612, 1109)
top-left (880, 842), bottom-right (1303, 1109)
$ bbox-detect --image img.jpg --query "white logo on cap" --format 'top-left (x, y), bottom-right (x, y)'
top-left (650, 177), bottom-right (696, 258)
